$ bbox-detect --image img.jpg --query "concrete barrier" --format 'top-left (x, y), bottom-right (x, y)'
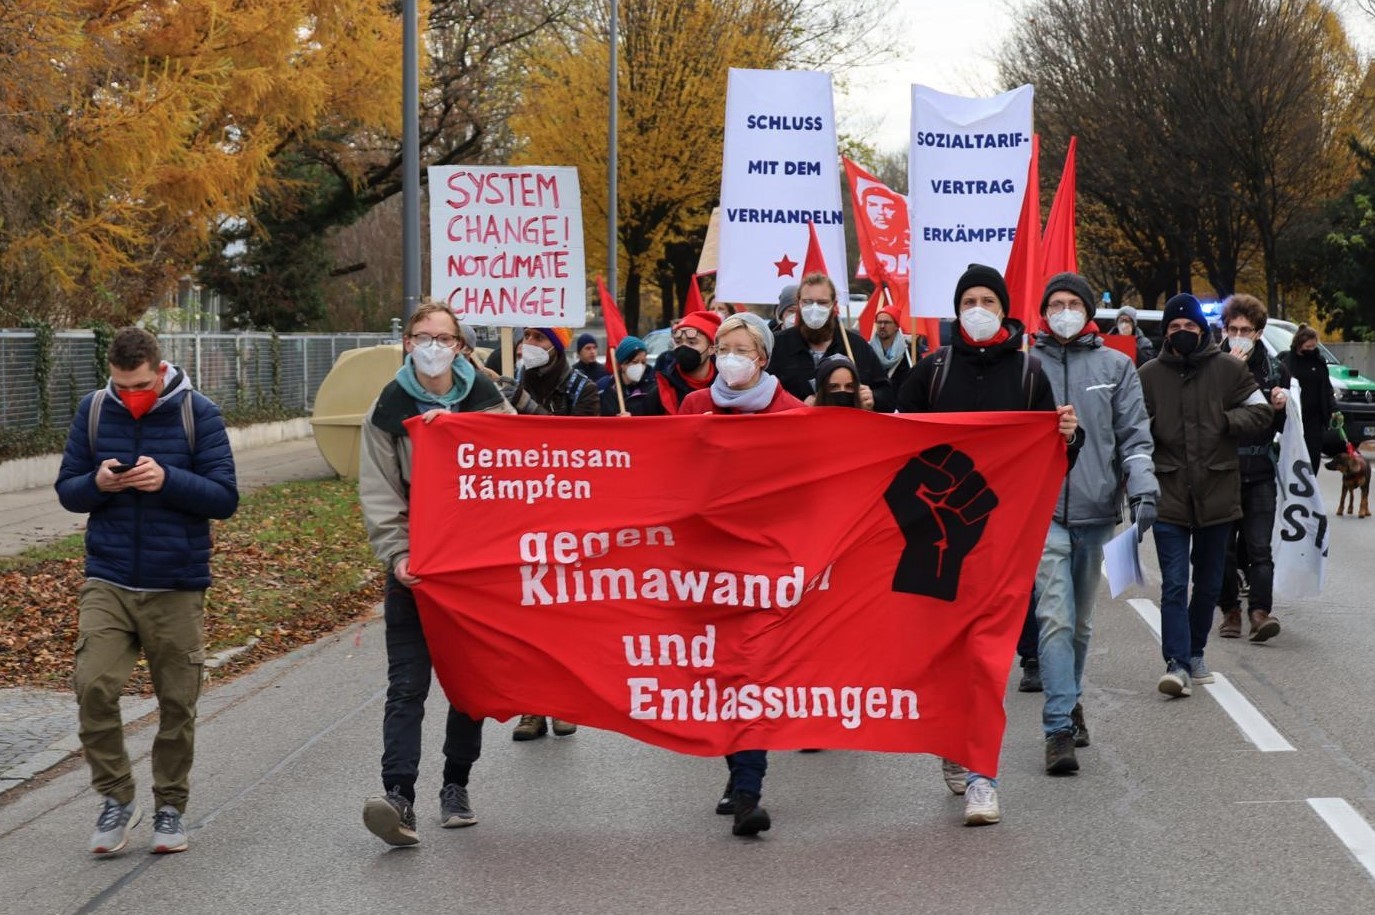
top-left (0, 418), bottom-right (314, 494)
top-left (1327, 342), bottom-right (1375, 381)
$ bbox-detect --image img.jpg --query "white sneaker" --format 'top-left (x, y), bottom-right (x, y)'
top-left (1190, 656), bottom-right (1215, 685)
top-left (940, 758), bottom-right (969, 795)
top-left (964, 777), bottom-right (1001, 826)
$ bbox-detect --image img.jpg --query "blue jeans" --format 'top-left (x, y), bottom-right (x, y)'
top-left (1152, 522), bottom-right (1231, 672)
top-left (725, 750), bottom-right (768, 796)
top-left (1034, 520), bottom-right (1114, 736)
top-left (381, 574), bottom-right (483, 800)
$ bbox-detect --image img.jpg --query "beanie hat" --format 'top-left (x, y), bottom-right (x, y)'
top-left (1117, 305), bottom-right (1138, 326)
top-left (1039, 272), bottom-right (1095, 316)
top-left (575, 332), bottom-right (597, 352)
top-left (678, 310), bottom-right (723, 342)
top-left (815, 354), bottom-right (858, 389)
top-left (722, 311), bottom-right (777, 359)
top-left (457, 323), bottom-right (476, 350)
top-left (533, 327), bottom-right (572, 354)
top-left (775, 284), bottom-right (799, 322)
top-left (953, 264), bottom-right (1009, 316)
top-left (876, 302), bottom-right (905, 327)
top-left (615, 336), bottom-right (646, 364)
top-left (1162, 293), bottom-right (1206, 331)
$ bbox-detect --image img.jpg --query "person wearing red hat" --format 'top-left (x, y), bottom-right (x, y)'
top-left (869, 302), bottom-right (915, 391)
top-left (654, 310), bottom-right (722, 413)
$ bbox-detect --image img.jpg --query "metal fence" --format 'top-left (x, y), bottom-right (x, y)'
top-left (0, 331), bottom-right (394, 433)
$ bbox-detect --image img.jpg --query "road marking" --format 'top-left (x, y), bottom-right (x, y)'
top-left (1125, 597), bottom-right (1294, 752)
top-left (1309, 798), bottom-right (1375, 884)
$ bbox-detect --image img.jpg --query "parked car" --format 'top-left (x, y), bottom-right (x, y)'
top-left (642, 327), bottom-right (674, 363)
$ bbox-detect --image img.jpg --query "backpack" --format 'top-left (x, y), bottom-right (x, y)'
top-left (927, 345), bottom-right (1041, 409)
top-left (88, 388), bottom-right (196, 456)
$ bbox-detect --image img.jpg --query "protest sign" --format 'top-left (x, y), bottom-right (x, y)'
top-left (1273, 380), bottom-right (1327, 597)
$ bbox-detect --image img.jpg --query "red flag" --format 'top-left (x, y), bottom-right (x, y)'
top-left (803, 221), bottom-right (829, 277)
top-left (1041, 136), bottom-right (1078, 282)
top-left (597, 276), bottom-right (629, 374)
top-left (683, 274), bottom-right (706, 316)
top-left (1002, 134), bottom-right (1042, 334)
top-left (408, 409), bottom-right (1067, 775)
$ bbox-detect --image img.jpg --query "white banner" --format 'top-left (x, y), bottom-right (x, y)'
top-left (716, 69), bottom-right (848, 305)
top-left (428, 165), bottom-right (586, 327)
top-left (1273, 380), bottom-right (1327, 598)
top-left (908, 85), bottom-right (1034, 319)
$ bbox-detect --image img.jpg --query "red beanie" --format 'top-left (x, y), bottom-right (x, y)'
top-left (677, 310), bottom-right (723, 342)
top-left (877, 303), bottom-right (904, 326)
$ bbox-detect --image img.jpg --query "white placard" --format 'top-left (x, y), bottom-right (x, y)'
top-left (1273, 380), bottom-right (1327, 598)
top-left (428, 165), bottom-right (585, 327)
top-left (908, 85), bottom-right (1033, 318)
top-left (716, 69), bottom-right (848, 305)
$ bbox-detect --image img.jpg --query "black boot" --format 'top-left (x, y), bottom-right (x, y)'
top-left (731, 791), bottom-right (771, 836)
top-left (715, 778), bottom-right (735, 815)
top-left (1018, 658), bottom-right (1043, 692)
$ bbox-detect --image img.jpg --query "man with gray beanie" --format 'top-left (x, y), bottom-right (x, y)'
top-left (1108, 304), bottom-right (1156, 366)
top-left (772, 283), bottom-right (799, 332)
top-left (1138, 293), bottom-right (1273, 699)
top-left (1031, 272), bottom-right (1158, 775)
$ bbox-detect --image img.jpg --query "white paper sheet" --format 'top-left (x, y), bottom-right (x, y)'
top-left (1104, 525), bottom-right (1144, 598)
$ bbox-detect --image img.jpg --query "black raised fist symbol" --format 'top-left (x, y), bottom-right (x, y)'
top-left (885, 445), bottom-right (999, 602)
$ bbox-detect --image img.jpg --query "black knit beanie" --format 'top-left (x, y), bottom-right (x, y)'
top-left (953, 264), bottom-right (1009, 316)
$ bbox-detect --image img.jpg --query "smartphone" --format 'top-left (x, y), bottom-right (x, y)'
top-left (109, 462), bottom-right (136, 474)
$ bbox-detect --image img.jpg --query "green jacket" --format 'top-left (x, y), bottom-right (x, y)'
top-left (1139, 341), bottom-right (1274, 528)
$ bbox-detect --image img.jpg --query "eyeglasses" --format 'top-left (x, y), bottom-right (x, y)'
top-left (672, 331), bottom-right (705, 345)
top-left (409, 333), bottom-right (458, 347)
top-left (717, 347), bottom-right (759, 359)
top-left (799, 298), bottom-right (833, 307)
top-left (1045, 302), bottom-right (1084, 315)
top-left (1225, 325), bottom-right (1256, 335)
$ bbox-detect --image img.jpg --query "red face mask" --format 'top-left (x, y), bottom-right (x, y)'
top-left (118, 388), bottom-right (158, 420)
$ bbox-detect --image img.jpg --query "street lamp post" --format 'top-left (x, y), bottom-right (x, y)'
top-left (402, 0), bottom-right (421, 322)
top-left (608, 0), bottom-right (619, 302)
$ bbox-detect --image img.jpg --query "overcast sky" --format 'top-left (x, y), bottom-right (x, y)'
top-left (836, 0), bottom-right (1375, 153)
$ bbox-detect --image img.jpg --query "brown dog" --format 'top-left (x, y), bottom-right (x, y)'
top-left (1326, 452), bottom-right (1371, 518)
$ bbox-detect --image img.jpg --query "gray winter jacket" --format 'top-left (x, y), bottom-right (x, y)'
top-left (1033, 332), bottom-right (1159, 526)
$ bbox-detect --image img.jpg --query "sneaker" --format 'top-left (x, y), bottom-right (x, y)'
top-left (1219, 608), bottom-right (1243, 639)
top-left (363, 786), bottom-right (419, 847)
top-left (1157, 661), bottom-right (1193, 698)
top-left (439, 783), bottom-right (477, 828)
top-left (941, 758), bottom-right (969, 795)
top-left (1045, 730), bottom-right (1079, 775)
top-left (512, 715), bottom-right (548, 741)
top-left (964, 777), bottom-right (1001, 825)
top-left (731, 791), bottom-right (771, 836)
top-left (1018, 658), bottom-right (1043, 692)
top-left (715, 778), bottom-right (736, 816)
top-left (1249, 610), bottom-right (1281, 643)
top-left (551, 718), bottom-right (578, 736)
top-left (150, 805), bottom-right (188, 854)
top-left (1070, 702), bottom-right (1090, 748)
top-left (1190, 655), bottom-right (1215, 685)
top-left (90, 796), bottom-right (142, 855)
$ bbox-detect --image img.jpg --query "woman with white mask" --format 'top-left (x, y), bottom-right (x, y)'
top-left (598, 336), bottom-right (663, 416)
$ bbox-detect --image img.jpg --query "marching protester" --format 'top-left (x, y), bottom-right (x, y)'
top-left (1107, 305), bottom-right (1156, 367)
top-left (771, 283), bottom-right (799, 333)
top-left (679, 312), bottom-right (803, 836)
top-left (869, 302), bottom-right (915, 391)
top-left (1031, 273), bottom-right (1158, 775)
top-left (810, 354), bottom-right (862, 407)
top-left (572, 332), bottom-right (609, 383)
top-left (600, 336), bottom-right (664, 416)
top-left (1280, 325), bottom-right (1338, 474)
top-left (767, 271), bottom-right (894, 412)
top-left (654, 310), bottom-right (721, 413)
top-left (57, 326), bottom-right (239, 855)
top-left (1216, 295), bottom-right (1290, 643)
top-left (1138, 294), bottom-right (1273, 698)
top-left (897, 264), bottom-right (1082, 824)
top-left (358, 301), bottom-right (515, 846)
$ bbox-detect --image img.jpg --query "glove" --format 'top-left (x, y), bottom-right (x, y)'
top-left (1130, 497), bottom-right (1157, 543)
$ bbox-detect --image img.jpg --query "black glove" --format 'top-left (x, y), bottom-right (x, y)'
top-left (1130, 497), bottom-right (1157, 543)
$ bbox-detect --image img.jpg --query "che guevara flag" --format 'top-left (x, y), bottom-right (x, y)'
top-left (408, 410), bottom-right (1066, 777)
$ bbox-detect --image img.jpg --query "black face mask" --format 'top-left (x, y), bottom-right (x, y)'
top-left (674, 345), bottom-right (704, 372)
top-left (1168, 330), bottom-right (1201, 356)
top-left (819, 392), bottom-right (857, 408)
top-left (1299, 348), bottom-right (1320, 360)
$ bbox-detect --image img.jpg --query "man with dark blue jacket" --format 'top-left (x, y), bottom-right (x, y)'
top-left (56, 327), bottom-right (238, 856)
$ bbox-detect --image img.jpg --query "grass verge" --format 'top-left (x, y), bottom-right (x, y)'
top-left (0, 478), bottom-right (383, 692)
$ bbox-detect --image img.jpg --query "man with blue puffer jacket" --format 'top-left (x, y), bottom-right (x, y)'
top-left (1032, 273), bottom-right (1159, 776)
top-left (56, 327), bottom-right (239, 857)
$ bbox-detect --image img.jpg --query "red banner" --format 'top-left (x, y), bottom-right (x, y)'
top-left (408, 410), bottom-right (1066, 776)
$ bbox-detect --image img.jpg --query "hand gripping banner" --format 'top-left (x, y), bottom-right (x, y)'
top-left (408, 409), bottom-right (1066, 776)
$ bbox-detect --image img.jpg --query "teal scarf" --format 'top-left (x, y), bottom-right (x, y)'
top-left (394, 354), bottom-right (475, 407)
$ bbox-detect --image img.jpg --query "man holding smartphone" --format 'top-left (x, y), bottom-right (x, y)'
top-left (56, 327), bottom-right (239, 856)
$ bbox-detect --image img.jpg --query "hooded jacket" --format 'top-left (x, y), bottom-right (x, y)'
top-left (1138, 336), bottom-right (1275, 527)
top-left (56, 364), bottom-right (239, 590)
top-left (1033, 331), bottom-right (1158, 526)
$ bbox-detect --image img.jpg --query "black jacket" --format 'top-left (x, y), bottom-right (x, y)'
top-left (767, 324), bottom-right (895, 412)
top-left (598, 370), bottom-right (664, 416)
top-left (1280, 349), bottom-right (1336, 458)
top-left (1225, 342), bottom-right (1289, 482)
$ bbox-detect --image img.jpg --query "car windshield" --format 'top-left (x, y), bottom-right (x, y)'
top-left (1264, 323), bottom-right (1340, 365)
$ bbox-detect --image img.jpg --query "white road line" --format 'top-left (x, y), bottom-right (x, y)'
top-left (1125, 596), bottom-right (1294, 752)
top-left (1309, 798), bottom-right (1375, 884)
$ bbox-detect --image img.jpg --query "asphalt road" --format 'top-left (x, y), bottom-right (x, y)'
top-left (2, 471), bottom-right (1373, 914)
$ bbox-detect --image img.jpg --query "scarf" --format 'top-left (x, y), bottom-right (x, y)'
top-left (394, 354), bottom-right (475, 408)
top-left (709, 371), bottom-right (779, 413)
top-left (870, 330), bottom-right (909, 374)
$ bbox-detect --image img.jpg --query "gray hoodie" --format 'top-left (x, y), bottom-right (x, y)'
top-left (1033, 331), bottom-right (1158, 526)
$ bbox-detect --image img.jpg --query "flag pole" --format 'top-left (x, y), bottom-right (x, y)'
top-left (611, 351), bottom-right (627, 415)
